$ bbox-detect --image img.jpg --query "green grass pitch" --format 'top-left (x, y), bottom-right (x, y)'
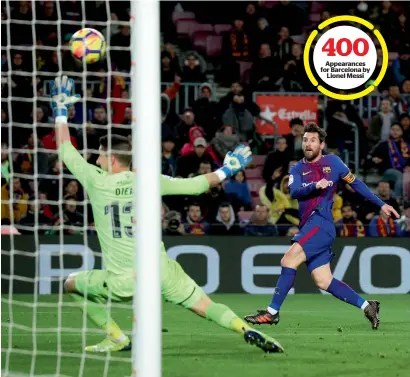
top-left (2, 294), bottom-right (409, 377)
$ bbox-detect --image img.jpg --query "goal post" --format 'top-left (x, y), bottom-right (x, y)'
top-left (131, 1), bottom-right (162, 377)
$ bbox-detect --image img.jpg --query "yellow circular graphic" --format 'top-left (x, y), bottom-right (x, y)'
top-left (304, 15), bottom-right (388, 100)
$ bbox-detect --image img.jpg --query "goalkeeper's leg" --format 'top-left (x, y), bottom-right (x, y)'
top-left (161, 256), bottom-right (284, 353)
top-left (64, 270), bottom-right (131, 352)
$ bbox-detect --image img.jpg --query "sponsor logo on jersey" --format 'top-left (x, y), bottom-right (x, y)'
top-left (302, 171), bottom-right (311, 176)
top-left (302, 180), bottom-right (334, 187)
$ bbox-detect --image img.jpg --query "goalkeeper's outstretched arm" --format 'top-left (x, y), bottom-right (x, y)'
top-left (161, 145), bottom-right (252, 196)
top-left (50, 76), bottom-right (104, 191)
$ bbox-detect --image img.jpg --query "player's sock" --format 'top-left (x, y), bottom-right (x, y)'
top-left (326, 278), bottom-right (368, 309)
top-left (69, 293), bottom-right (126, 340)
top-left (205, 303), bottom-right (251, 335)
top-left (103, 319), bottom-right (127, 341)
top-left (268, 267), bottom-right (297, 312)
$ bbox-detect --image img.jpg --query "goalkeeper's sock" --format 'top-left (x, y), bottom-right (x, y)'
top-left (268, 267), bottom-right (297, 313)
top-left (69, 293), bottom-right (126, 340)
top-left (103, 320), bottom-right (127, 341)
top-left (326, 278), bottom-right (368, 310)
top-left (205, 303), bottom-right (250, 335)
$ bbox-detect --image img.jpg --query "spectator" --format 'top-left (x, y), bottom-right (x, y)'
top-left (36, 1), bottom-right (58, 46)
top-left (284, 117), bottom-right (304, 160)
top-left (181, 53), bottom-right (206, 83)
top-left (1, 177), bottom-right (29, 224)
top-left (10, 0), bottom-right (33, 46)
top-left (111, 75), bottom-right (131, 126)
top-left (269, 0), bottom-right (307, 35)
top-left (42, 129), bottom-right (78, 151)
top-left (284, 43), bottom-right (313, 92)
top-left (221, 87), bottom-right (259, 142)
top-left (372, 124), bottom-right (410, 196)
top-left (180, 126), bottom-right (220, 162)
top-left (77, 106), bottom-right (108, 152)
top-left (244, 204), bottom-right (278, 236)
top-left (388, 85), bottom-right (408, 118)
top-left (250, 43), bottom-right (282, 92)
top-left (244, 3), bottom-right (260, 44)
top-left (110, 25), bottom-right (131, 71)
top-left (175, 108), bottom-right (197, 149)
top-left (397, 201), bottom-right (410, 237)
top-left (224, 171), bottom-right (252, 212)
top-left (191, 83), bottom-right (220, 136)
top-left (176, 138), bottom-right (217, 178)
top-left (392, 46), bottom-right (410, 86)
top-left (210, 203), bottom-right (243, 235)
top-left (17, 199), bottom-right (53, 234)
top-left (368, 208), bottom-right (403, 237)
top-left (262, 137), bottom-right (291, 185)
top-left (275, 26), bottom-right (293, 62)
top-left (211, 125), bottom-right (240, 163)
top-left (361, 181), bottom-right (401, 224)
top-left (394, 12), bottom-right (410, 52)
top-left (163, 210), bottom-right (186, 236)
top-left (184, 203), bottom-right (209, 235)
top-left (401, 79), bottom-right (410, 95)
top-left (62, 195), bottom-right (84, 230)
top-left (253, 18), bottom-right (275, 53)
top-left (259, 181), bottom-right (290, 225)
top-left (196, 182), bottom-right (228, 223)
top-left (377, 1), bottom-right (398, 49)
top-left (162, 136), bottom-right (177, 177)
top-left (161, 51), bottom-right (179, 82)
top-left (336, 203), bottom-right (366, 237)
top-left (38, 156), bottom-right (63, 205)
top-left (222, 16), bottom-right (250, 84)
top-left (15, 133), bottom-right (48, 175)
top-left (368, 99), bottom-right (397, 144)
top-left (399, 113), bottom-right (410, 142)
top-left (64, 179), bottom-right (82, 202)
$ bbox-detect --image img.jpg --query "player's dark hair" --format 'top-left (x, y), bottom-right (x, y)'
top-left (303, 122), bottom-right (327, 143)
top-left (99, 134), bottom-right (132, 166)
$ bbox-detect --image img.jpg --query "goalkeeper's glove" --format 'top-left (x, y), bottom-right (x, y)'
top-left (218, 144), bottom-right (252, 179)
top-left (49, 75), bottom-right (81, 118)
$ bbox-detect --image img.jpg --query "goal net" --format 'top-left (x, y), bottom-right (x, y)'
top-left (1, 1), bottom-right (148, 376)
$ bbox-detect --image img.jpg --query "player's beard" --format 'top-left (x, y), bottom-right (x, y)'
top-left (303, 147), bottom-right (320, 161)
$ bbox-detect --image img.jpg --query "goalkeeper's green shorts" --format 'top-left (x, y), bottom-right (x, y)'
top-left (74, 254), bottom-right (205, 308)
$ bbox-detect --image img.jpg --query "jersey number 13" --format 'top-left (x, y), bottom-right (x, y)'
top-left (104, 201), bottom-right (134, 238)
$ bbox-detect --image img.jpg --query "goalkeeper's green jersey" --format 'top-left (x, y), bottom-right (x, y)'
top-left (59, 142), bottom-right (210, 296)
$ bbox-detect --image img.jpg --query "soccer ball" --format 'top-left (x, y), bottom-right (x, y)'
top-left (70, 28), bottom-right (106, 64)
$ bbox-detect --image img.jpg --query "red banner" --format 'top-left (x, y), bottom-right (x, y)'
top-left (255, 95), bottom-right (319, 135)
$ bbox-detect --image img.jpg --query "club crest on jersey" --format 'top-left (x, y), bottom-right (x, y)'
top-left (323, 166), bottom-right (331, 174)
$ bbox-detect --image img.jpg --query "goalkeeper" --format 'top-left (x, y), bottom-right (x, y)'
top-left (50, 76), bottom-right (284, 354)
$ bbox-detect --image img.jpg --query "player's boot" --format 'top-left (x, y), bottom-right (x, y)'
top-left (364, 300), bottom-right (380, 330)
top-left (84, 336), bottom-right (131, 352)
top-left (244, 329), bottom-right (284, 353)
top-left (243, 309), bottom-right (280, 326)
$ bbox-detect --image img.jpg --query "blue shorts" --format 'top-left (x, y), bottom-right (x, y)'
top-left (292, 214), bottom-right (336, 273)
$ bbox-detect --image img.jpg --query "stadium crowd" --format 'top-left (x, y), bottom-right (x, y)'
top-left (1, 1), bottom-right (410, 237)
